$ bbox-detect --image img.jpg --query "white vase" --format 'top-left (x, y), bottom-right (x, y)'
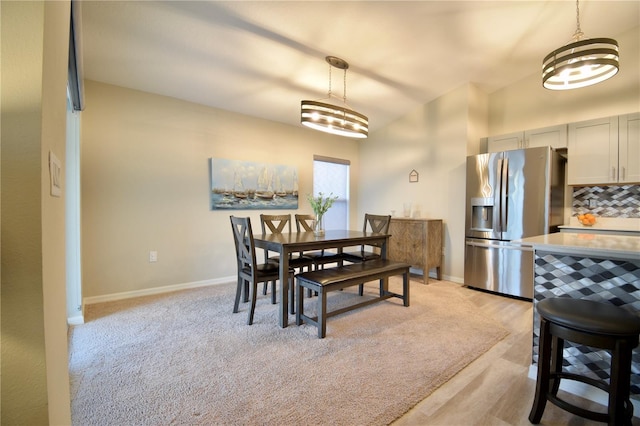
top-left (314, 214), bottom-right (325, 236)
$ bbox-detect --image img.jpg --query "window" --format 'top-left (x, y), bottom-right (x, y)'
top-left (313, 156), bottom-right (350, 230)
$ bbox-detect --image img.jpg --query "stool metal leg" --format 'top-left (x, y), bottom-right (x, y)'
top-left (609, 338), bottom-right (633, 426)
top-left (529, 317), bottom-right (552, 424)
top-left (549, 335), bottom-right (563, 396)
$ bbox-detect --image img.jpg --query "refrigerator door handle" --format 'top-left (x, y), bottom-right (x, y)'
top-left (465, 239), bottom-right (533, 251)
top-left (499, 157), bottom-right (508, 233)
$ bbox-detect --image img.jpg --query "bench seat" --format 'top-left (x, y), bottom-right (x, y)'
top-left (295, 259), bottom-right (411, 338)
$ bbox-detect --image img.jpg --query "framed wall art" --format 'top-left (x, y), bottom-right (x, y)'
top-left (209, 158), bottom-right (299, 210)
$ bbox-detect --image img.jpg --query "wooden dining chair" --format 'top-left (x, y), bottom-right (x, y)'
top-left (260, 214), bottom-right (313, 312)
top-left (230, 216), bottom-right (293, 325)
top-left (294, 214), bottom-right (344, 270)
top-left (260, 214), bottom-right (314, 271)
top-left (343, 213), bottom-right (392, 295)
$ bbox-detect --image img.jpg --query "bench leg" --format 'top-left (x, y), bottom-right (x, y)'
top-left (318, 290), bottom-right (327, 338)
top-left (296, 279), bottom-right (304, 326)
top-left (403, 271), bottom-right (410, 307)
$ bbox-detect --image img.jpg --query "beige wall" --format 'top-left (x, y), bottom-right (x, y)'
top-left (81, 81), bottom-right (361, 299)
top-left (1, 1), bottom-right (72, 424)
top-left (360, 84), bottom-right (487, 283)
top-left (488, 27), bottom-right (640, 136)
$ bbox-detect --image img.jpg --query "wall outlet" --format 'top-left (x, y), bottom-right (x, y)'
top-left (149, 251), bottom-right (158, 262)
top-left (588, 199), bottom-right (597, 208)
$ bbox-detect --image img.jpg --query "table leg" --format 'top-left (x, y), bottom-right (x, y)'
top-left (279, 249), bottom-right (290, 328)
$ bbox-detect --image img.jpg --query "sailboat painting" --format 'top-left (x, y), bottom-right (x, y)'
top-left (209, 158), bottom-right (299, 210)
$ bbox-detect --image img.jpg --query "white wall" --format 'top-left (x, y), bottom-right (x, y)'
top-left (1, 1), bottom-right (72, 423)
top-left (81, 81), bottom-right (361, 299)
top-left (488, 27), bottom-right (639, 135)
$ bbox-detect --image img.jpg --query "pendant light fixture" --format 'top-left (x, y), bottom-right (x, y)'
top-left (542, 0), bottom-right (619, 90)
top-left (301, 56), bottom-right (368, 139)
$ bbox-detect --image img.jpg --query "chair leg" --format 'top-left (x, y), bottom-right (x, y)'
top-left (270, 281), bottom-right (277, 304)
top-left (233, 277), bottom-right (243, 313)
top-left (263, 282), bottom-right (268, 296)
top-left (248, 281), bottom-right (258, 325)
top-left (529, 318), bottom-right (552, 424)
top-left (358, 283), bottom-right (364, 296)
top-left (243, 280), bottom-right (249, 303)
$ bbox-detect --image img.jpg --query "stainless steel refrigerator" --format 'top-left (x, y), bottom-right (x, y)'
top-left (464, 146), bottom-right (565, 299)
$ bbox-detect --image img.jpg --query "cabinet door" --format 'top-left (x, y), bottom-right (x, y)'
top-left (619, 112), bottom-right (640, 183)
top-left (404, 221), bottom-right (426, 266)
top-left (487, 131), bottom-right (523, 153)
top-left (388, 220), bottom-right (407, 263)
top-left (568, 116), bottom-right (619, 185)
top-left (525, 124), bottom-right (567, 149)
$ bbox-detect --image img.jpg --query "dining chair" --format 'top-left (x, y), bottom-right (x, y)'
top-left (260, 214), bottom-right (314, 312)
top-left (230, 215), bottom-right (293, 325)
top-left (342, 213), bottom-right (392, 295)
top-left (294, 214), bottom-right (344, 270)
top-left (260, 214), bottom-right (314, 271)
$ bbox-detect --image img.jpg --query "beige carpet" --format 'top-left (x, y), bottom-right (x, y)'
top-left (69, 278), bottom-right (508, 425)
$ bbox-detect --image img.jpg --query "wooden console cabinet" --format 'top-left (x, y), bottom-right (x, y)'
top-left (388, 218), bottom-right (443, 284)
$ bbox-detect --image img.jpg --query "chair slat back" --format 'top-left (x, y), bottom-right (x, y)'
top-left (362, 214), bottom-right (391, 251)
top-left (260, 214), bottom-right (292, 234)
top-left (365, 214), bottom-right (391, 234)
top-left (230, 216), bottom-right (257, 276)
top-left (295, 214), bottom-right (315, 232)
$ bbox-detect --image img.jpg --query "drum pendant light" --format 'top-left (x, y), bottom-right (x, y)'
top-left (301, 56), bottom-right (368, 139)
top-left (542, 0), bottom-right (619, 90)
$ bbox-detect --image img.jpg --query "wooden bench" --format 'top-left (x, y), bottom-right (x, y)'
top-left (295, 259), bottom-right (411, 338)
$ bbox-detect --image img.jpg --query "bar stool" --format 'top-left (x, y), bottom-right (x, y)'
top-left (529, 297), bottom-right (640, 426)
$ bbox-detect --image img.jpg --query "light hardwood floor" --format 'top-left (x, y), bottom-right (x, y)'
top-left (392, 279), bottom-right (639, 426)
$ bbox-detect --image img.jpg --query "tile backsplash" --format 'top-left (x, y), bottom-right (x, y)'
top-left (572, 185), bottom-right (640, 218)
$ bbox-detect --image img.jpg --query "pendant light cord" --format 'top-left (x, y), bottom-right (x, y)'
top-left (326, 61), bottom-right (349, 105)
top-left (343, 68), bottom-right (347, 105)
top-left (573, 0), bottom-right (584, 40)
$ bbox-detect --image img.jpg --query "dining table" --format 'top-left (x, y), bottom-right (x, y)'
top-left (253, 229), bottom-right (390, 328)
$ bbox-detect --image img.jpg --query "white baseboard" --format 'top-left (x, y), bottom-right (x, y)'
top-left (83, 275), bottom-right (236, 306)
top-left (527, 365), bottom-right (640, 414)
top-left (410, 267), bottom-right (462, 284)
top-left (67, 315), bottom-right (85, 326)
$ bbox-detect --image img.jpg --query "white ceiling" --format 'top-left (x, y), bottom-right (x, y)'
top-left (78, 1), bottom-right (640, 132)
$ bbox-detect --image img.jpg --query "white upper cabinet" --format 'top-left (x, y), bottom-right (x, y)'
top-left (568, 114), bottom-right (639, 185)
top-left (487, 131), bottom-right (522, 152)
top-left (487, 124), bottom-right (567, 153)
top-left (568, 116), bottom-right (618, 185)
top-left (525, 125), bottom-right (567, 150)
top-left (619, 112), bottom-right (640, 183)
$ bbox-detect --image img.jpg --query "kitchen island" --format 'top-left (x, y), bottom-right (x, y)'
top-left (513, 232), bottom-right (640, 408)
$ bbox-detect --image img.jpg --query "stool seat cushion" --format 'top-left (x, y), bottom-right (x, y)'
top-left (538, 298), bottom-right (640, 337)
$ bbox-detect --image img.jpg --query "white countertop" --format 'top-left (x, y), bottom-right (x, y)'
top-left (513, 232), bottom-right (640, 261)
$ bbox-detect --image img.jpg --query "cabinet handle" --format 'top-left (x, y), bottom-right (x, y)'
top-left (622, 167), bottom-right (626, 180)
top-left (612, 166), bottom-right (616, 180)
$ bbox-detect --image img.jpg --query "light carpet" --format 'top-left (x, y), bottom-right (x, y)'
top-left (69, 279), bottom-right (508, 425)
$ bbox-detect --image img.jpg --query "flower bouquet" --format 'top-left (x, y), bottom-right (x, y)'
top-left (307, 192), bottom-right (338, 236)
